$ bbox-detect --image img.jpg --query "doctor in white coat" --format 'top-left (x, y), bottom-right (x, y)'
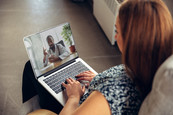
top-left (43, 35), bottom-right (70, 67)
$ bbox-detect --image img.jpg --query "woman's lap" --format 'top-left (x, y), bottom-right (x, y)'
top-left (22, 61), bottom-right (63, 114)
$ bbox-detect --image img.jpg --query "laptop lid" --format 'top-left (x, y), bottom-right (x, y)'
top-left (23, 22), bottom-right (78, 78)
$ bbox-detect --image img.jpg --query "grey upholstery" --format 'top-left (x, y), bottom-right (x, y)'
top-left (139, 55), bottom-right (173, 115)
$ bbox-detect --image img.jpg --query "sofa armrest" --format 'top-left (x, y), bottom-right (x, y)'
top-left (139, 55), bottom-right (173, 115)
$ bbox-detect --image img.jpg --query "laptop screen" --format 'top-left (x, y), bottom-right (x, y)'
top-left (23, 23), bottom-right (78, 77)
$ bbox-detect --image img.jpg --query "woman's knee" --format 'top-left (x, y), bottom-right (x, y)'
top-left (27, 109), bottom-right (57, 115)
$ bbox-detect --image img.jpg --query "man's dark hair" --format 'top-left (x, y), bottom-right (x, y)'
top-left (46, 35), bottom-right (54, 42)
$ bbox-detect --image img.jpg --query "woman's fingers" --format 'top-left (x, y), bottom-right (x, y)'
top-left (69, 77), bottom-right (75, 82)
top-left (66, 78), bottom-right (72, 84)
top-left (76, 76), bottom-right (92, 81)
top-left (62, 82), bottom-right (67, 88)
top-left (62, 78), bottom-right (73, 88)
top-left (64, 78), bottom-right (79, 85)
top-left (82, 85), bottom-right (85, 92)
top-left (62, 77), bottom-right (90, 90)
top-left (75, 71), bottom-right (96, 82)
top-left (61, 78), bottom-right (85, 99)
top-left (76, 71), bottom-right (93, 77)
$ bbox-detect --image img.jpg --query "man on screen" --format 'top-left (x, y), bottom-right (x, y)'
top-left (43, 35), bottom-right (70, 67)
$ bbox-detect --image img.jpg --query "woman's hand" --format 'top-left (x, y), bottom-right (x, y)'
top-left (75, 71), bottom-right (96, 87)
top-left (62, 78), bottom-right (85, 101)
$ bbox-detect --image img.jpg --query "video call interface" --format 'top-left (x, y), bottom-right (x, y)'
top-left (24, 23), bottom-right (78, 77)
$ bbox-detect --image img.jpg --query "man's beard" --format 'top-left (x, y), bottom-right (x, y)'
top-left (50, 44), bottom-right (55, 50)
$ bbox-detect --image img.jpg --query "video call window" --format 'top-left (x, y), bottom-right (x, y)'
top-left (24, 23), bottom-right (77, 77)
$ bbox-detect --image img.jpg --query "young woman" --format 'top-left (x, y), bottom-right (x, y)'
top-left (28, 0), bottom-right (173, 114)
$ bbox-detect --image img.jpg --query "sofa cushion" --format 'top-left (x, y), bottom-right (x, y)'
top-left (139, 55), bottom-right (173, 115)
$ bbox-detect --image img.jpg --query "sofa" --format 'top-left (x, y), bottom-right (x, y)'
top-left (138, 54), bottom-right (173, 115)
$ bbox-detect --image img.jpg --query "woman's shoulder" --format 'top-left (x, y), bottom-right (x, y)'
top-left (104, 64), bottom-right (125, 74)
top-left (90, 64), bottom-right (128, 85)
top-left (89, 64), bottom-right (142, 114)
top-left (92, 64), bottom-right (126, 83)
top-left (101, 64), bottom-right (125, 76)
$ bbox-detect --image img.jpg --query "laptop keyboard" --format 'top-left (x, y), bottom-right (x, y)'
top-left (43, 61), bottom-right (89, 94)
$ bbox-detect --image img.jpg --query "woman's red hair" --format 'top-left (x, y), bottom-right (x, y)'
top-left (119, 0), bottom-right (173, 99)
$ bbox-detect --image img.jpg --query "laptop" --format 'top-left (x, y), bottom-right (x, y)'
top-left (23, 22), bottom-right (97, 106)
